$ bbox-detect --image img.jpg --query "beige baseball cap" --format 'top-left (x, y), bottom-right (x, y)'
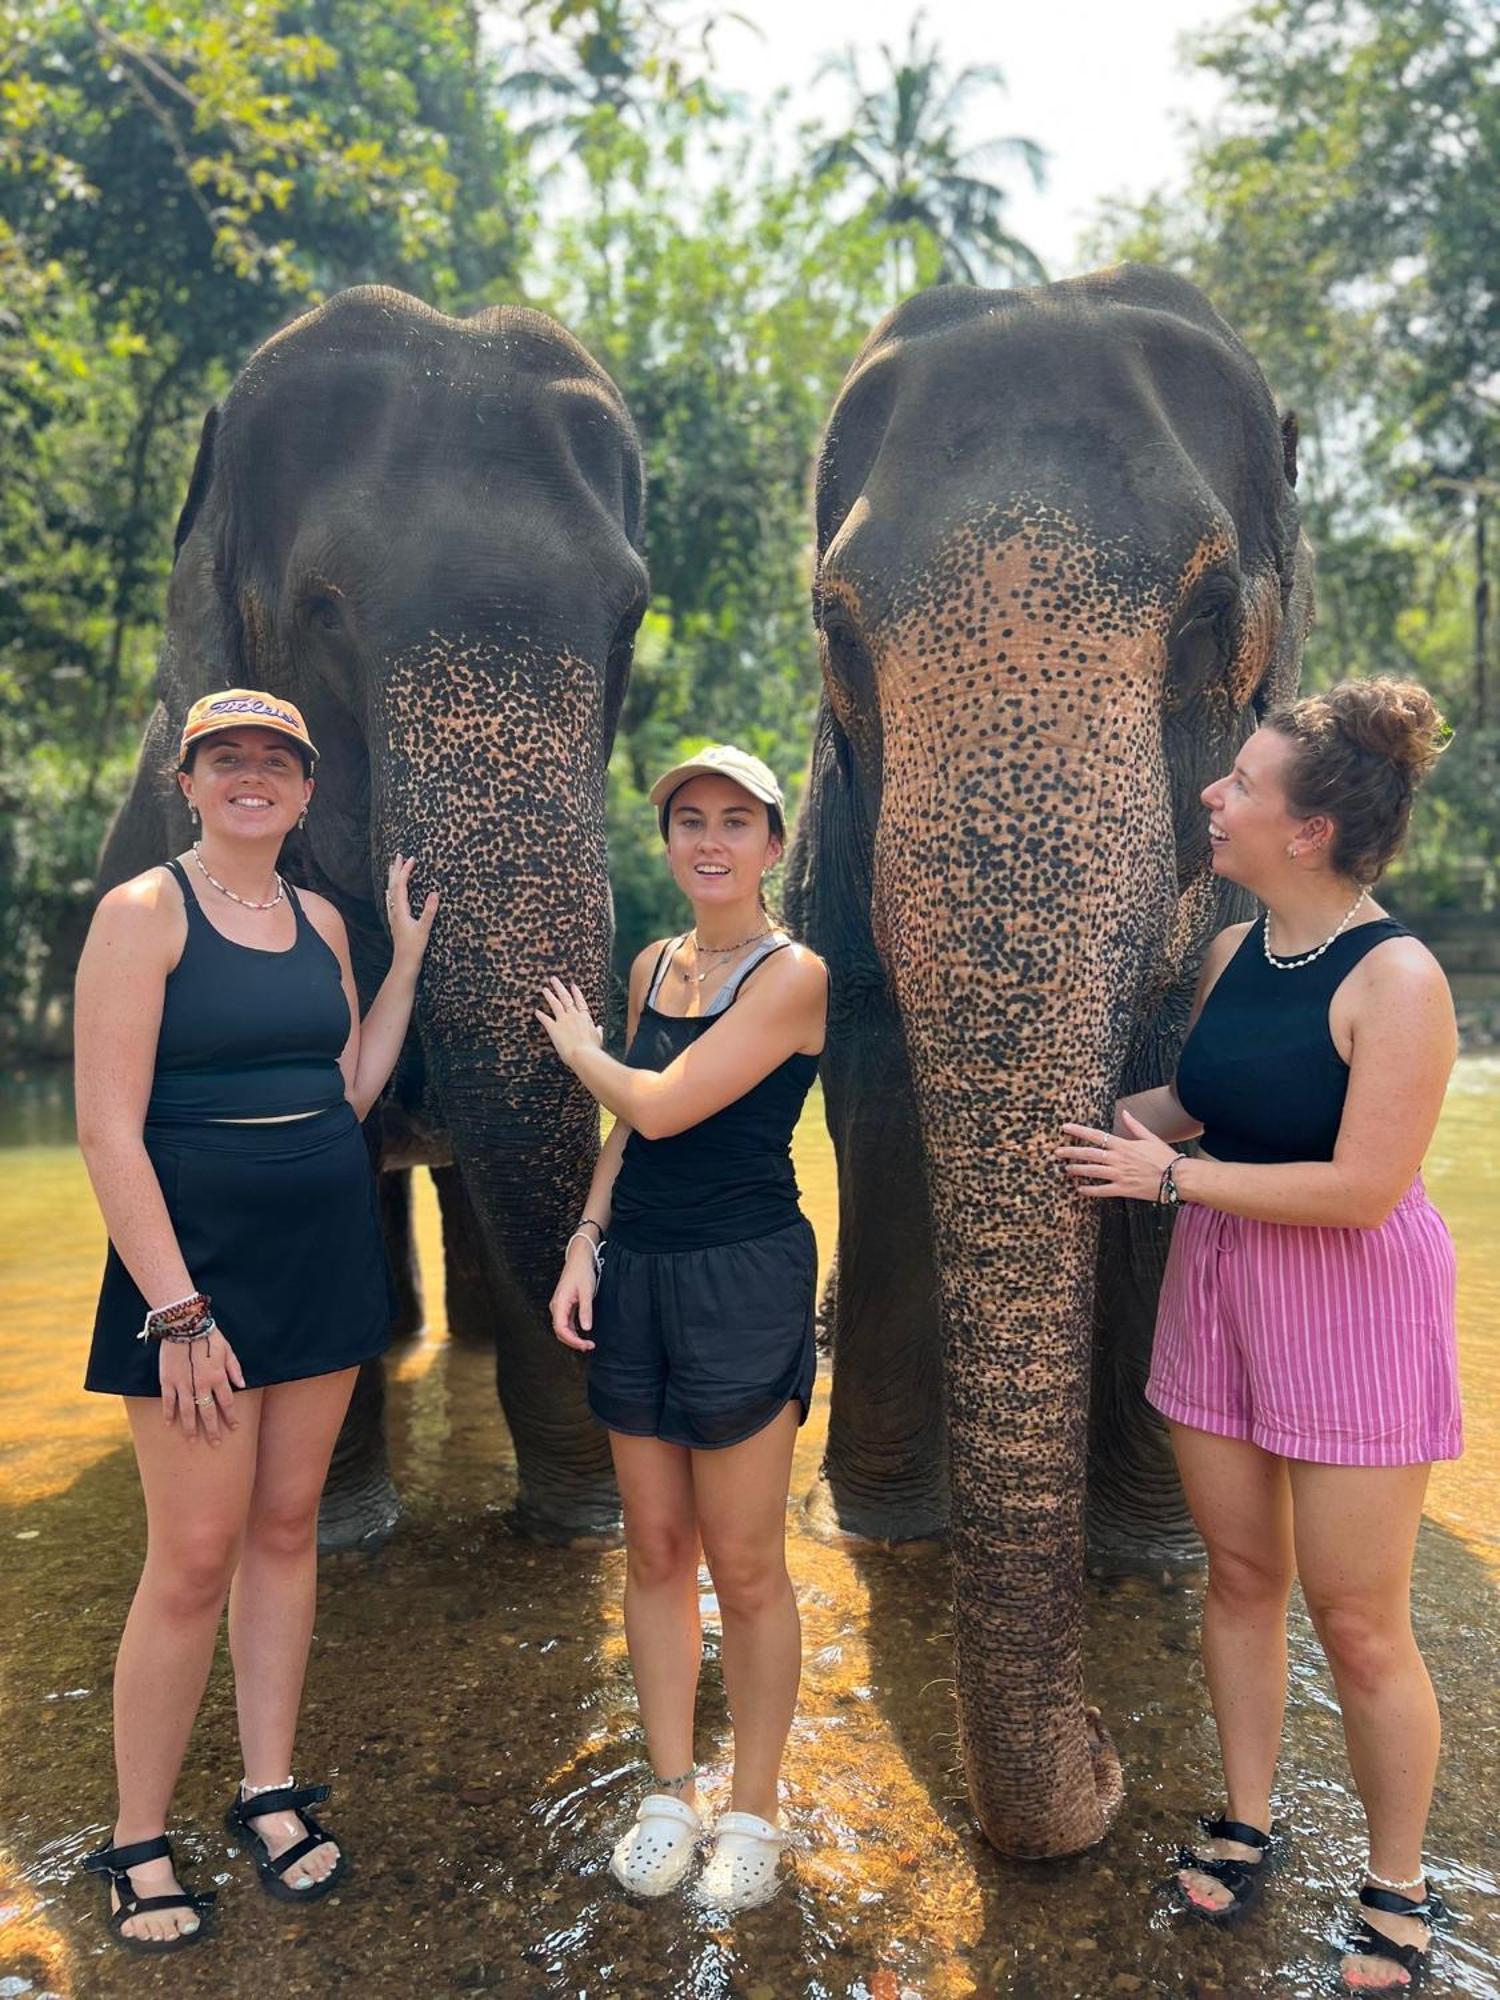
top-left (649, 744), bottom-right (785, 837)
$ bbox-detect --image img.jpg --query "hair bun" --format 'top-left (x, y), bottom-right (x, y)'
top-left (1324, 678), bottom-right (1448, 788)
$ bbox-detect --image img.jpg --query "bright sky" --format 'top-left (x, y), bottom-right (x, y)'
top-left (706, 0), bottom-right (1250, 275)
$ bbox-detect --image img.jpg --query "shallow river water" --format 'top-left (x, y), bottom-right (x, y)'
top-left (2, 1066), bottom-right (1498, 1999)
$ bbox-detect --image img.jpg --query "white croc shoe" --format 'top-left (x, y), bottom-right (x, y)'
top-left (691, 1810), bottom-right (787, 1911)
top-left (608, 1793), bottom-right (703, 1897)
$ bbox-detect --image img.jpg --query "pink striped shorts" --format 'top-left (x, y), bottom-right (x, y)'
top-left (1147, 1179), bottom-right (1462, 1467)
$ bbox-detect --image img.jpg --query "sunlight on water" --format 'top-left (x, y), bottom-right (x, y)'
top-left (2, 1068), bottom-right (1496, 1997)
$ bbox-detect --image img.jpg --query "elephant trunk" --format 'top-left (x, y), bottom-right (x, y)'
top-left (871, 604), bottom-right (1175, 1856)
top-left (372, 640), bottom-right (618, 1536)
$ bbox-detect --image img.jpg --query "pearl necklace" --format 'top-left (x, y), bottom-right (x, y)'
top-left (1261, 887), bottom-right (1369, 970)
top-left (680, 927), bottom-right (773, 985)
top-left (191, 841), bottom-right (285, 911)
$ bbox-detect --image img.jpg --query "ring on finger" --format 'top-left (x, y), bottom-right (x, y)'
top-left (193, 1392), bottom-right (214, 1407)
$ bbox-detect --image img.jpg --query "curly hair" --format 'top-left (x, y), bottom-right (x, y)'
top-left (1264, 677), bottom-right (1449, 884)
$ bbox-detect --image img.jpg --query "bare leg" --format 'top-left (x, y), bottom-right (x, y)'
top-left (610, 1432), bottom-right (703, 1810)
top-left (227, 1367), bottom-right (358, 1886)
top-left (1292, 1461), bottom-right (1439, 1990)
top-left (1169, 1422), bottom-right (1295, 1912)
top-left (693, 1403), bottom-right (802, 1822)
top-left (111, 1394), bottom-right (264, 1941)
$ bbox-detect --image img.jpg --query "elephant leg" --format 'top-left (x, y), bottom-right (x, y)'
top-left (808, 996), bottom-right (947, 1544)
top-left (439, 1150), bottom-right (619, 1546)
top-left (379, 1167), bottom-right (425, 1343)
top-left (432, 1163), bottom-right (494, 1348)
top-left (317, 1360), bottom-right (399, 1552)
top-left (1087, 1199), bottom-right (1200, 1574)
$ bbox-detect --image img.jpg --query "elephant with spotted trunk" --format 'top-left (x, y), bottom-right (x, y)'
top-left (100, 287), bottom-right (647, 1547)
top-left (786, 266), bottom-right (1312, 1858)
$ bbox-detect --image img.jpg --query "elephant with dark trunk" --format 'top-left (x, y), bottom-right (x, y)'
top-left (100, 288), bottom-right (647, 1547)
top-left (785, 266), bottom-right (1312, 1858)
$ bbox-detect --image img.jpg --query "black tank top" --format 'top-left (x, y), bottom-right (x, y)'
top-left (146, 859), bottom-right (351, 1126)
top-left (608, 933), bottom-right (820, 1251)
top-left (1175, 914), bottom-right (1410, 1164)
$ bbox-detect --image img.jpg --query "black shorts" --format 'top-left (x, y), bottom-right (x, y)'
top-left (85, 1102), bottom-right (394, 1396)
top-left (588, 1218), bottom-right (817, 1450)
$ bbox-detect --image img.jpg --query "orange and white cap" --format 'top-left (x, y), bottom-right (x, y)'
top-left (178, 688), bottom-right (319, 766)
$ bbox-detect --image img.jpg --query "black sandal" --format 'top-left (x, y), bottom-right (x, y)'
top-left (224, 1781), bottom-right (348, 1903)
top-left (82, 1833), bottom-right (216, 1954)
top-left (1341, 1883), bottom-right (1447, 1992)
top-left (1175, 1813), bottom-right (1275, 1924)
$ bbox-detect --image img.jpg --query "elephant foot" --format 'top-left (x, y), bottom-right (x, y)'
top-left (1085, 1517), bottom-right (1204, 1581)
top-left (800, 1472), bottom-right (947, 1550)
top-left (317, 1473), bottom-right (401, 1555)
top-left (501, 1491), bottom-right (623, 1550)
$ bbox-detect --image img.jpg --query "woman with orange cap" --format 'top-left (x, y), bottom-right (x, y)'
top-left (74, 689), bottom-right (437, 1952)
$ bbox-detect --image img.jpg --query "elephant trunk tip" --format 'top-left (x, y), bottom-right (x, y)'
top-left (973, 1707), bottom-right (1125, 1860)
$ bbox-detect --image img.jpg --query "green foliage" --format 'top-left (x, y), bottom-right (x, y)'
top-left (809, 13), bottom-right (1047, 298)
top-left (1091, 0), bottom-right (1498, 752)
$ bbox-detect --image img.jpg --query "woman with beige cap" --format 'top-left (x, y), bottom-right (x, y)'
top-left (73, 689), bottom-right (437, 1951)
top-left (537, 744), bottom-right (827, 1911)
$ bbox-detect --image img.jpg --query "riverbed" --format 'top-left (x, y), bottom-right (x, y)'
top-left (2, 1067), bottom-right (1497, 1997)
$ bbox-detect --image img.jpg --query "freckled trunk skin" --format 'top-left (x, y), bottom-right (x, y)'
top-left (373, 639), bottom-right (618, 1538)
top-left (868, 535), bottom-right (1174, 1856)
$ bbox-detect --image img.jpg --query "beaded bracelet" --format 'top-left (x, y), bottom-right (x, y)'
top-left (160, 1315), bottom-right (217, 1346)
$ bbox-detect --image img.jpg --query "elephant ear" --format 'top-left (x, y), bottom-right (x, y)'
top-left (1281, 410), bottom-right (1300, 489)
top-left (174, 406), bottom-right (219, 557)
top-left (161, 403), bottom-right (250, 712)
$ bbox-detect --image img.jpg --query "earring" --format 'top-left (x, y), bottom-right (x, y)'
top-left (298, 809), bottom-right (308, 830)
top-left (189, 805), bottom-right (199, 826)
top-left (1285, 843), bottom-right (1297, 859)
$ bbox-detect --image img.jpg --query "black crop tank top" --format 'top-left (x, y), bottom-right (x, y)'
top-left (146, 858), bottom-right (351, 1126)
top-left (608, 933), bottom-right (820, 1251)
top-left (1175, 914), bottom-right (1410, 1164)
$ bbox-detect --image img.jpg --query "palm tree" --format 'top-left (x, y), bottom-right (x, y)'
top-left (811, 13), bottom-right (1047, 297)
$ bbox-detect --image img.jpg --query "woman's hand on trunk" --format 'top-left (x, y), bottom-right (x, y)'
top-left (1057, 1110), bottom-right (1179, 1201)
top-left (386, 854), bottom-right (439, 973)
top-left (536, 977), bottom-right (604, 1069)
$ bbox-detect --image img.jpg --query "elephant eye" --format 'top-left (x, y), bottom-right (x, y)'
top-left (299, 591), bottom-right (345, 635)
top-left (1166, 577), bottom-right (1239, 711)
top-left (821, 612), bottom-right (870, 683)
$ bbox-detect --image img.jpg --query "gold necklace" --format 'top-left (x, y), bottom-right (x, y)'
top-left (191, 841), bottom-right (285, 911)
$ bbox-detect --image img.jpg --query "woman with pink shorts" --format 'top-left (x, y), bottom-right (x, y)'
top-left (1059, 678), bottom-right (1460, 1993)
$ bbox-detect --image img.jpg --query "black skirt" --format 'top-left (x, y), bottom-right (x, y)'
top-left (86, 1102), bottom-right (394, 1396)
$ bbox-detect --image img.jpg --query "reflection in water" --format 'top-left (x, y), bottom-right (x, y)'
top-left (2, 1070), bottom-right (1497, 1996)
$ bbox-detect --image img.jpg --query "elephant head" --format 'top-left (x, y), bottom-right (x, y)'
top-left (787, 266), bottom-right (1310, 1857)
top-left (106, 287), bottom-right (647, 1537)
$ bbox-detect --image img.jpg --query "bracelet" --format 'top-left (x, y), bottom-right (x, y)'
top-left (137, 1292), bottom-right (212, 1342)
top-left (160, 1315), bottom-right (217, 1345)
top-left (1157, 1158), bottom-right (1184, 1208)
top-left (574, 1217), bottom-right (604, 1239)
top-left (566, 1229), bottom-right (605, 1281)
